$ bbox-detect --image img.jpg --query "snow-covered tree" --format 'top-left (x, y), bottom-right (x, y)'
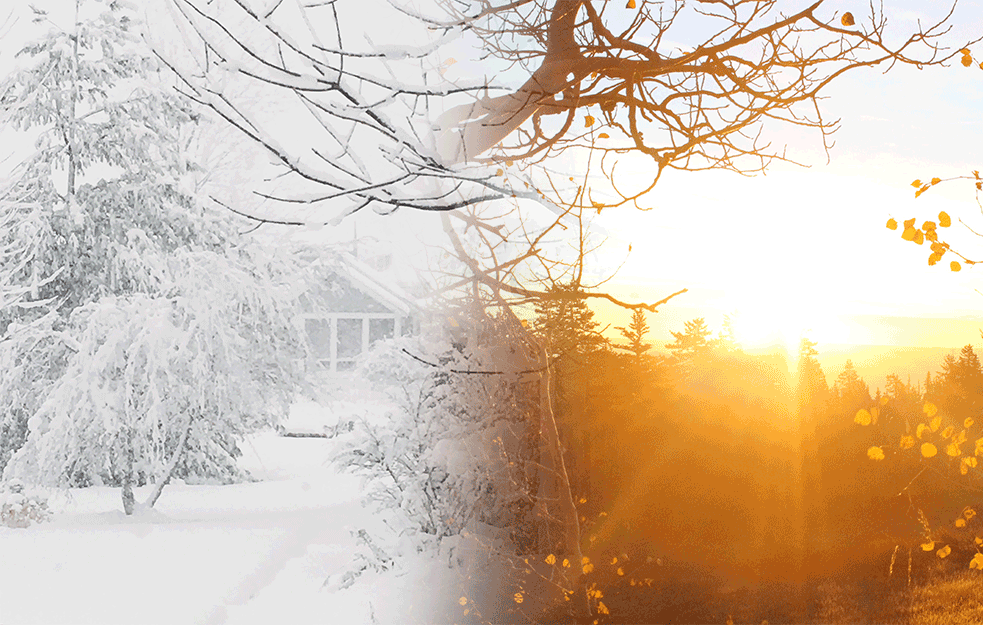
top-left (0, 0), bottom-right (225, 326)
top-left (0, 0), bottom-right (314, 513)
top-left (4, 246), bottom-right (309, 508)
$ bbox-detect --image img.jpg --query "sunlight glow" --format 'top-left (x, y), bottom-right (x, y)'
top-left (728, 292), bottom-right (859, 358)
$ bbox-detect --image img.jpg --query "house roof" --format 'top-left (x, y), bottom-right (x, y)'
top-left (298, 248), bottom-right (422, 316)
top-left (334, 252), bottom-right (420, 316)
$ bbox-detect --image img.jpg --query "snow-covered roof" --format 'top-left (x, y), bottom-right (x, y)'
top-left (334, 252), bottom-right (421, 316)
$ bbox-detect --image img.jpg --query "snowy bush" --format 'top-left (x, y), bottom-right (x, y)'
top-left (334, 312), bottom-right (544, 572)
top-left (0, 478), bottom-right (49, 529)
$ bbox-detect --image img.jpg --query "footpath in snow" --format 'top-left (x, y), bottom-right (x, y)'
top-left (0, 402), bottom-right (468, 625)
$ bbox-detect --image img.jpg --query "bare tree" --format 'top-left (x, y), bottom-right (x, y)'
top-left (158, 0), bottom-right (977, 221)
top-left (435, 0), bottom-right (980, 206)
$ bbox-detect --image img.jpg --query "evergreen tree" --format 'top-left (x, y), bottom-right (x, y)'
top-left (0, 1), bottom-right (311, 513)
top-left (831, 360), bottom-right (871, 411)
top-left (614, 308), bottom-right (651, 358)
top-left (532, 283), bottom-right (606, 360)
top-left (665, 317), bottom-right (715, 361)
top-left (716, 314), bottom-right (740, 352)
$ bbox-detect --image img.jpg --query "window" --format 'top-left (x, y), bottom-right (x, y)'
top-left (304, 314), bottom-right (405, 372)
top-left (305, 318), bottom-right (332, 364)
top-left (369, 318), bottom-right (395, 344)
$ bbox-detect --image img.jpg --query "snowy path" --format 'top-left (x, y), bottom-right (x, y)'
top-left (0, 431), bottom-right (442, 625)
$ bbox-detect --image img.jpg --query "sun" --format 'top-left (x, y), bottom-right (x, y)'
top-left (730, 307), bottom-right (807, 356)
top-left (726, 293), bottom-right (848, 358)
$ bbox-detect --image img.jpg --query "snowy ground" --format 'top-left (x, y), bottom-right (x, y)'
top-left (0, 401), bottom-right (468, 625)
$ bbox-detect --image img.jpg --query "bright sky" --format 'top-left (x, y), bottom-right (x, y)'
top-left (4, 0), bottom-right (983, 352)
top-left (581, 2), bottom-right (983, 351)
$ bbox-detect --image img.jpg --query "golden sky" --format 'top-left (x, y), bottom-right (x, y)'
top-left (588, 43), bottom-right (983, 351)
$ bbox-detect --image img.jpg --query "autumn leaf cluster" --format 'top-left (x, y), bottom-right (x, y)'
top-left (887, 209), bottom-right (960, 270)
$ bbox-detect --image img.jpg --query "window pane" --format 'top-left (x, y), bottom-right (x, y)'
top-left (369, 318), bottom-right (394, 344)
top-left (305, 318), bottom-right (332, 359)
top-left (337, 318), bottom-right (362, 359)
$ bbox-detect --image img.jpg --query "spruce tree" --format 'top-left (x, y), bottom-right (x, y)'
top-left (615, 308), bottom-right (651, 359)
top-left (665, 317), bottom-right (715, 361)
top-left (0, 1), bottom-right (310, 513)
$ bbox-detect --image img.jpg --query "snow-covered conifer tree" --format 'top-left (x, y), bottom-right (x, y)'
top-left (0, 0), bottom-right (312, 513)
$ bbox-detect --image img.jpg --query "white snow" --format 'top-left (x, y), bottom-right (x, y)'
top-left (0, 427), bottom-right (467, 625)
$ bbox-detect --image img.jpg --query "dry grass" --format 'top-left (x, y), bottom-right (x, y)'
top-left (898, 571), bottom-right (983, 625)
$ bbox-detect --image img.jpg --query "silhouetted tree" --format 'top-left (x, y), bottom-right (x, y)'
top-left (614, 308), bottom-right (651, 359)
top-left (665, 318), bottom-right (715, 362)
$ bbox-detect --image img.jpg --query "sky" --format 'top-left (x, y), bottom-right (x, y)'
top-left (3, 0), bottom-right (983, 352)
top-left (573, 2), bottom-right (983, 351)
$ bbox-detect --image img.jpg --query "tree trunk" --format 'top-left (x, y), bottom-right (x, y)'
top-left (144, 413), bottom-right (194, 509)
top-left (66, 0), bottom-right (80, 207)
top-left (536, 352), bottom-right (584, 554)
top-left (121, 426), bottom-right (135, 515)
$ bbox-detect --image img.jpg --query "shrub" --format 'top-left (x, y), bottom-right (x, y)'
top-left (0, 478), bottom-right (49, 528)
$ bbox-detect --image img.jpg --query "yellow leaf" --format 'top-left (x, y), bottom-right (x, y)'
top-left (514, 592), bottom-right (523, 603)
top-left (922, 541), bottom-right (935, 551)
top-left (966, 418), bottom-right (975, 428)
top-left (626, 0), bottom-right (636, 8)
top-left (930, 415), bottom-right (942, 432)
top-left (867, 446), bottom-right (885, 461)
top-left (923, 220), bottom-right (937, 230)
top-left (962, 54), bottom-right (973, 67)
top-left (916, 186), bottom-right (928, 198)
top-left (931, 178), bottom-right (942, 186)
top-left (545, 554), bottom-right (557, 565)
top-left (496, 168), bottom-right (504, 176)
top-left (917, 423), bottom-right (930, 439)
top-left (585, 115), bottom-right (595, 127)
top-left (855, 409), bottom-right (872, 426)
top-left (841, 11), bottom-right (855, 26)
top-left (598, 133), bottom-right (610, 139)
top-left (886, 218), bottom-right (898, 230)
top-left (952, 261), bottom-right (962, 272)
top-left (940, 211), bottom-right (952, 227)
top-left (617, 567), bottom-right (624, 576)
top-left (611, 557), bottom-right (618, 565)
top-left (926, 229), bottom-right (938, 242)
top-left (911, 180), bottom-right (923, 188)
top-left (598, 601), bottom-right (610, 615)
top-left (562, 558), bottom-right (570, 568)
top-left (582, 556), bottom-right (590, 564)
top-left (929, 253), bottom-right (941, 267)
top-left (902, 226), bottom-right (917, 241)
top-left (900, 435), bottom-right (915, 449)
top-left (582, 563), bottom-right (594, 574)
top-left (459, 596), bottom-right (468, 606)
top-left (967, 457), bottom-right (979, 469)
top-left (971, 553), bottom-right (983, 570)
top-left (938, 544), bottom-right (952, 558)
top-left (956, 518), bottom-right (967, 528)
top-left (914, 229), bottom-right (924, 245)
top-left (961, 458), bottom-right (970, 475)
top-left (922, 442), bottom-right (938, 458)
top-left (943, 425), bottom-right (955, 439)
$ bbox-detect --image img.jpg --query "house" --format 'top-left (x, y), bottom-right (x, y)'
top-left (297, 251), bottom-right (421, 373)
